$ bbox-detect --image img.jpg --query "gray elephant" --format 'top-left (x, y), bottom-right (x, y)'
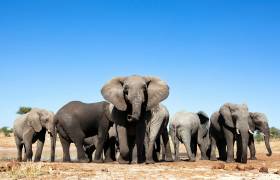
top-left (101, 75), bottom-right (169, 164)
top-left (53, 101), bottom-right (113, 163)
top-left (83, 125), bottom-right (117, 162)
top-left (248, 112), bottom-right (272, 160)
top-left (210, 103), bottom-right (252, 163)
top-left (144, 104), bottom-right (173, 163)
top-left (13, 108), bottom-right (55, 162)
top-left (169, 111), bottom-right (210, 162)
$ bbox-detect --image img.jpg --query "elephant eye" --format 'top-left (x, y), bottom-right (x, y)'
top-left (123, 86), bottom-right (128, 94)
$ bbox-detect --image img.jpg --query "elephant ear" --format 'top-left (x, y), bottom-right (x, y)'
top-left (219, 104), bottom-right (235, 128)
top-left (144, 76), bottom-right (169, 111)
top-left (27, 110), bottom-right (42, 132)
top-left (197, 111), bottom-right (209, 137)
top-left (101, 77), bottom-right (127, 111)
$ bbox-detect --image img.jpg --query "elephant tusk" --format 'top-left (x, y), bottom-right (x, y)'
top-left (236, 129), bottom-right (240, 135)
top-left (249, 129), bottom-right (254, 135)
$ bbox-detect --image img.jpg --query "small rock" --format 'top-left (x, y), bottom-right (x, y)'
top-left (236, 164), bottom-right (245, 171)
top-left (6, 161), bottom-right (21, 171)
top-left (245, 165), bottom-right (254, 170)
top-left (274, 170), bottom-right (280, 175)
top-left (259, 166), bottom-right (268, 173)
top-left (212, 163), bottom-right (225, 169)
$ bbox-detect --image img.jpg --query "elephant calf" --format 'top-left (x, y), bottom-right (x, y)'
top-left (83, 125), bottom-right (117, 162)
top-left (169, 111), bottom-right (210, 162)
top-left (13, 108), bottom-right (55, 162)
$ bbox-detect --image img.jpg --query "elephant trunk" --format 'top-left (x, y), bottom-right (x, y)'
top-left (127, 102), bottom-right (142, 122)
top-left (264, 129), bottom-right (272, 156)
top-left (241, 132), bottom-right (248, 163)
top-left (50, 122), bottom-right (57, 162)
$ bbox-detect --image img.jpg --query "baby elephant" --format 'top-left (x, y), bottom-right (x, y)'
top-left (169, 111), bottom-right (210, 161)
top-left (83, 125), bottom-right (117, 162)
top-left (13, 108), bottom-right (55, 162)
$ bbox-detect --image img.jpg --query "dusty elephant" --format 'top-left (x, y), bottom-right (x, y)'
top-left (210, 103), bottom-right (252, 163)
top-left (169, 111), bottom-right (210, 162)
top-left (144, 104), bottom-right (173, 164)
top-left (101, 75), bottom-right (169, 164)
top-left (13, 108), bottom-right (55, 162)
top-left (248, 112), bottom-right (272, 160)
top-left (53, 101), bottom-right (113, 163)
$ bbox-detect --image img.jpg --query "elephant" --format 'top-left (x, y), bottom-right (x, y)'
top-left (53, 101), bottom-right (113, 163)
top-left (169, 111), bottom-right (210, 162)
top-left (209, 103), bottom-right (252, 163)
top-left (248, 112), bottom-right (272, 160)
top-left (101, 75), bottom-right (169, 164)
top-left (144, 104), bottom-right (173, 164)
top-left (13, 108), bottom-right (55, 162)
top-left (83, 125), bottom-right (117, 162)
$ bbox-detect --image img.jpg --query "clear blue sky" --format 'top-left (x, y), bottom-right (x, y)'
top-left (0, 0), bottom-right (279, 128)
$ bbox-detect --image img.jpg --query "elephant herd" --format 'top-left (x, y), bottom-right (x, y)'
top-left (13, 75), bottom-right (272, 164)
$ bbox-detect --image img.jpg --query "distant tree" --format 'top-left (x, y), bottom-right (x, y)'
top-left (0, 126), bottom-right (13, 137)
top-left (254, 132), bottom-right (264, 142)
top-left (270, 127), bottom-right (280, 139)
top-left (17, 106), bottom-right (32, 115)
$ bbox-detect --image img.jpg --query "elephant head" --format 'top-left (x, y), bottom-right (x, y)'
top-left (220, 103), bottom-right (251, 163)
top-left (101, 75), bottom-right (169, 122)
top-left (197, 111), bottom-right (210, 159)
top-left (249, 112), bottom-right (272, 156)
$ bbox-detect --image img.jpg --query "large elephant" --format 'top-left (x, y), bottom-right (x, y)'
top-left (53, 101), bottom-right (113, 163)
top-left (210, 103), bottom-right (252, 163)
top-left (248, 112), bottom-right (272, 160)
top-left (83, 125), bottom-right (117, 162)
top-left (13, 108), bottom-right (55, 162)
top-left (169, 111), bottom-right (210, 162)
top-left (101, 75), bottom-right (169, 164)
top-left (144, 104), bottom-right (173, 164)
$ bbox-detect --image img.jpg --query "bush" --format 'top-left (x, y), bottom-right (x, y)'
top-left (17, 107), bottom-right (32, 115)
top-left (270, 127), bottom-right (280, 139)
top-left (0, 127), bottom-right (13, 137)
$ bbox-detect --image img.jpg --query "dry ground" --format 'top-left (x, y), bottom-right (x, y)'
top-left (0, 135), bottom-right (280, 179)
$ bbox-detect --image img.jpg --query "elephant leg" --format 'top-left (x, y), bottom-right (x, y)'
top-left (135, 121), bottom-right (146, 164)
top-left (236, 135), bottom-right (242, 162)
top-left (23, 145), bottom-right (27, 162)
top-left (34, 133), bottom-right (45, 162)
top-left (217, 141), bottom-right (227, 161)
top-left (248, 135), bottom-right (257, 160)
top-left (59, 135), bottom-right (71, 162)
top-left (146, 130), bottom-right (159, 164)
top-left (162, 128), bottom-right (173, 162)
top-left (23, 132), bottom-right (33, 161)
top-left (173, 135), bottom-right (180, 161)
top-left (85, 146), bottom-right (95, 162)
top-left (210, 136), bottom-right (217, 161)
top-left (182, 131), bottom-right (195, 162)
top-left (15, 136), bottom-right (23, 162)
top-left (191, 135), bottom-right (198, 157)
top-left (93, 130), bottom-right (108, 163)
top-left (117, 125), bottom-right (130, 164)
top-left (224, 128), bottom-right (234, 163)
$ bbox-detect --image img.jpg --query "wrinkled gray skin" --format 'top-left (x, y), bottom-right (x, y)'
top-left (101, 75), bottom-right (169, 164)
top-left (210, 103), bottom-right (251, 163)
top-left (83, 125), bottom-right (117, 162)
top-left (144, 104), bottom-right (173, 164)
top-left (169, 111), bottom-right (210, 162)
top-left (54, 101), bottom-right (113, 163)
top-left (248, 112), bottom-right (272, 160)
top-left (13, 108), bottom-right (55, 162)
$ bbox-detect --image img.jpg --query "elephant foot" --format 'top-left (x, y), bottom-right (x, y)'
top-left (118, 158), bottom-right (130, 164)
top-left (210, 157), bottom-right (217, 161)
top-left (226, 159), bottom-right (234, 163)
top-left (189, 158), bottom-right (196, 162)
top-left (145, 159), bottom-right (155, 164)
top-left (104, 158), bottom-right (114, 163)
top-left (165, 157), bottom-right (174, 162)
top-left (249, 157), bottom-right (257, 160)
top-left (93, 159), bottom-right (104, 163)
top-left (79, 159), bottom-right (90, 163)
top-left (200, 157), bottom-right (209, 160)
top-left (174, 157), bottom-right (180, 162)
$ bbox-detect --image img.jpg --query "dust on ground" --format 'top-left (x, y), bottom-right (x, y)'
top-left (0, 135), bottom-right (280, 179)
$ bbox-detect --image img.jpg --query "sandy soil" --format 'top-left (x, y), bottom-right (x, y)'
top-left (0, 135), bottom-right (280, 179)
